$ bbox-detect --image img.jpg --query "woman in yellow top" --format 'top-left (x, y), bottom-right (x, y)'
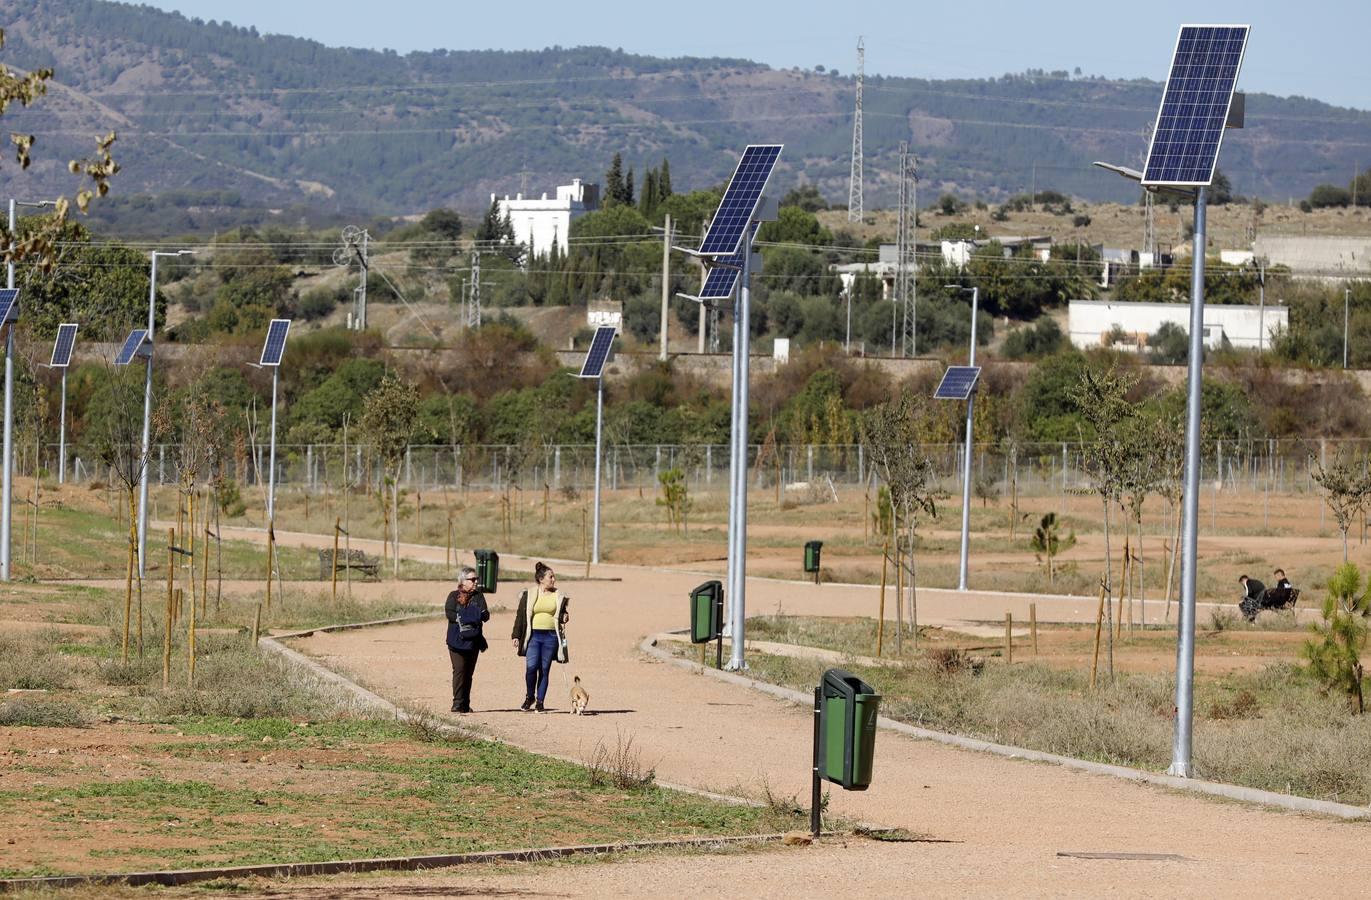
top-left (511, 561), bottom-right (569, 712)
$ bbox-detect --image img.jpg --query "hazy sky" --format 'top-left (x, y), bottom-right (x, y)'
top-left (138, 1), bottom-right (1369, 111)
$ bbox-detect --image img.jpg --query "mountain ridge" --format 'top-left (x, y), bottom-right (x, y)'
top-left (0, 0), bottom-right (1364, 220)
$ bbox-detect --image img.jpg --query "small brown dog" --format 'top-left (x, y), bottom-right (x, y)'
top-left (569, 675), bottom-right (590, 716)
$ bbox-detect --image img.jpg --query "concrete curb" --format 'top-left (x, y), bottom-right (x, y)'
top-left (0, 833), bottom-right (791, 892)
top-left (640, 635), bottom-right (1371, 822)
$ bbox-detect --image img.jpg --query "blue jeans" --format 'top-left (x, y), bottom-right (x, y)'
top-left (524, 630), bottom-right (558, 703)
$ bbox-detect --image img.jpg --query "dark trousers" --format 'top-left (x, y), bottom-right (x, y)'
top-left (448, 648), bottom-right (479, 711)
top-left (524, 630), bottom-right (558, 703)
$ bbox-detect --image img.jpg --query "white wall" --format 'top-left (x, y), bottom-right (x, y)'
top-left (1068, 300), bottom-right (1289, 351)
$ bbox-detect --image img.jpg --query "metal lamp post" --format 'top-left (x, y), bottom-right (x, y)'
top-left (576, 326), bottom-right (617, 567)
top-left (592, 374), bottom-right (604, 563)
top-left (1, 198), bottom-right (55, 582)
top-left (46, 325), bottom-right (78, 487)
top-left (136, 249), bottom-right (194, 577)
top-left (946, 285), bottom-right (979, 591)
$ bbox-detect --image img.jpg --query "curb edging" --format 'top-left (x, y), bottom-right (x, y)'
top-left (0, 833), bottom-right (791, 892)
top-left (640, 635), bottom-right (1371, 822)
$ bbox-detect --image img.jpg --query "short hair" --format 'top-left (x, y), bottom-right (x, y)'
top-left (1273, 569), bottom-right (1285, 577)
top-left (1238, 574), bottom-right (1248, 582)
top-left (459, 565), bottom-right (477, 584)
top-left (535, 561), bottom-right (553, 584)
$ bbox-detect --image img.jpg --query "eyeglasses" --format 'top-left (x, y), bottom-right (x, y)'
top-left (462, 576), bottom-right (477, 583)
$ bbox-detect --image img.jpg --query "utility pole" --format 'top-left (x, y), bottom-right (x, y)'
top-left (1257, 260), bottom-right (1265, 352)
top-left (894, 143), bottom-right (918, 357)
top-left (332, 226), bottom-right (369, 330)
top-left (848, 37), bottom-right (864, 223)
top-left (469, 252), bottom-right (482, 329)
top-left (1344, 286), bottom-right (1351, 369)
top-left (659, 214), bottom-right (672, 360)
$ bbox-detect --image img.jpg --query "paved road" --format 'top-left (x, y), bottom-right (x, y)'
top-left (231, 526), bottom-right (1365, 897)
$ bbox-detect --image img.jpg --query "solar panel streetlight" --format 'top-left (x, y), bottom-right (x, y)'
top-left (1094, 24), bottom-right (1249, 778)
top-left (942, 286), bottom-right (980, 591)
top-left (46, 324), bottom-right (78, 485)
top-left (0, 198), bottom-right (55, 582)
top-left (678, 145), bottom-right (782, 671)
top-left (135, 249), bottom-right (195, 577)
top-left (576, 325), bottom-right (617, 564)
top-left (254, 319), bottom-right (292, 526)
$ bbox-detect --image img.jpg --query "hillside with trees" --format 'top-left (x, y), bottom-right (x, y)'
top-left (0, 0), bottom-right (1365, 222)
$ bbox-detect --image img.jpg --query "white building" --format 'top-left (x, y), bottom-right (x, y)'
top-left (493, 179), bottom-right (599, 257)
top-left (1068, 300), bottom-right (1289, 352)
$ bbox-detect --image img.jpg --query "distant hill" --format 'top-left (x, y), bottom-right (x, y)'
top-left (0, 0), bottom-right (1366, 226)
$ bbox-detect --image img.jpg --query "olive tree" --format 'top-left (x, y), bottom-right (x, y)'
top-left (1310, 450), bottom-right (1371, 563)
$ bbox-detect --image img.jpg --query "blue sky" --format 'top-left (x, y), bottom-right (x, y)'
top-left (140, 1), bottom-right (1368, 111)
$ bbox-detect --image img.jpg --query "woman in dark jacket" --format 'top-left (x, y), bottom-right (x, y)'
top-left (445, 566), bottom-right (490, 713)
top-left (510, 561), bottom-right (569, 712)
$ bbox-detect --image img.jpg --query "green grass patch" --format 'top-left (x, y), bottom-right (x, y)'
top-left (0, 715), bottom-right (800, 878)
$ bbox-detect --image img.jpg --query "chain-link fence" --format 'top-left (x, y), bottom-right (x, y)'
top-left (51, 438), bottom-right (1358, 499)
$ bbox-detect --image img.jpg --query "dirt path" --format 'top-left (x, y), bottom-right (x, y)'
top-left (209, 525), bottom-right (1364, 897)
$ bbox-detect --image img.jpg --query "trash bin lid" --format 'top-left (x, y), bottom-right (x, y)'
top-left (822, 668), bottom-right (874, 699)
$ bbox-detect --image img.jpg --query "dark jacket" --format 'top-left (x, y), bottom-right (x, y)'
top-left (511, 589), bottom-right (569, 659)
top-left (445, 590), bottom-right (489, 653)
top-left (1242, 578), bottom-right (1266, 602)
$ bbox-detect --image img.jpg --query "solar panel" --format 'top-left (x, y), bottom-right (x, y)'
top-left (578, 325), bottom-right (617, 379)
top-left (259, 318), bottom-right (291, 367)
top-left (0, 289), bottom-right (18, 325)
top-left (699, 251), bottom-right (744, 301)
top-left (933, 366), bottom-right (981, 401)
top-left (114, 329), bottom-right (148, 366)
top-left (1141, 25), bottom-right (1250, 187)
top-left (49, 323), bottom-right (78, 368)
top-left (697, 145), bottom-right (783, 257)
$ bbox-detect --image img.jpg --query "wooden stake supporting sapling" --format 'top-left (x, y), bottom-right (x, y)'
top-left (876, 538), bottom-right (889, 657)
top-left (332, 517), bottom-right (341, 601)
top-left (1090, 578), bottom-right (1106, 690)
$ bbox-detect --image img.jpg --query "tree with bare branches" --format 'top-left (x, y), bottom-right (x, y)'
top-left (90, 365), bottom-right (167, 660)
top-left (860, 390), bottom-right (940, 650)
top-left (1072, 365), bottom-right (1136, 681)
top-left (361, 373), bottom-right (419, 578)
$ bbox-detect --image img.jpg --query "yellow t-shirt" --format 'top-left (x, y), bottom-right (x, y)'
top-left (531, 591), bottom-right (558, 631)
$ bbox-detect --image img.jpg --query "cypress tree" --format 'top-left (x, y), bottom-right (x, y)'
top-left (639, 170), bottom-right (657, 218)
top-left (658, 157), bottom-right (672, 200)
top-left (605, 153), bottom-right (626, 206)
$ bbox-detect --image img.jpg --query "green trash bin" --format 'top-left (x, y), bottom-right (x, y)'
top-left (689, 580), bottom-right (724, 644)
top-left (819, 668), bottom-right (880, 791)
top-left (804, 540), bottom-right (823, 574)
top-left (474, 549), bottom-right (499, 593)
